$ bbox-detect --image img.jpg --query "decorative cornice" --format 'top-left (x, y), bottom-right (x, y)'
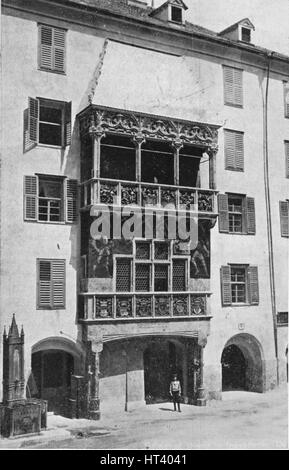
top-left (79, 105), bottom-right (220, 150)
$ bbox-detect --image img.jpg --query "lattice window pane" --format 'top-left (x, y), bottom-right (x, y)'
top-left (136, 242), bottom-right (150, 260)
top-left (172, 260), bottom-right (186, 291)
top-left (135, 264), bottom-right (150, 291)
top-left (154, 241), bottom-right (169, 259)
top-left (116, 259), bottom-right (131, 292)
top-left (154, 264), bottom-right (168, 291)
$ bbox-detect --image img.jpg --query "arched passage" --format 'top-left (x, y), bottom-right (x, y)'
top-left (221, 334), bottom-right (265, 393)
top-left (29, 337), bottom-right (83, 415)
top-left (143, 338), bottom-right (185, 404)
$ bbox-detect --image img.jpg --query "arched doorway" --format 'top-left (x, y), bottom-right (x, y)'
top-left (143, 339), bottom-right (183, 404)
top-left (29, 337), bottom-right (83, 415)
top-left (221, 345), bottom-right (246, 390)
top-left (31, 350), bottom-right (74, 414)
top-left (221, 334), bottom-right (265, 393)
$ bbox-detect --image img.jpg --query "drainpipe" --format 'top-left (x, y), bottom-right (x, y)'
top-left (263, 51), bottom-right (279, 386)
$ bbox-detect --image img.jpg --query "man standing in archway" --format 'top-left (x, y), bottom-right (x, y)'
top-left (169, 374), bottom-right (182, 412)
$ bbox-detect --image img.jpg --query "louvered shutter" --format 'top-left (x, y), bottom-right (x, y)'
top-left (224, 130), bottom-right (244, 171)
top-left (247, 266), bottom-right (259, 305)
top-left (116, 259), bottom-right (131, 292)
top-left (28, 97), bottom-right (39, 143)
top-left (284, 82), bottom-right (289, 118)
top-left (64, 101), bottom-right (72, 146)
top-left (38, 260), bottom-right (52, 308)
top-left (24, 175), bottom-right (38, 221)
top-left (40, 25), bottom-right (53, 70)
top-left (280, 201), bottom-right (289, 237)
top-left (285, 141), bottom-right (289, 178)
top-left (220, 266), bottom-right (232, 306)
top-left (224, 67), bottom-right (243, 106)
top-left (52, 260), bottom-right (65, 308)
top-left (245, 197), bottom-right (256, 235)
top-left (65, 179), bottom-right (77, 223)
top-left (53, 28), bottom-right (66, 73)
top-left (218, 194), bottom-right (229, 233)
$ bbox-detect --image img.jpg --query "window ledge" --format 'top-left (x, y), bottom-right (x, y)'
top-left (38, 67), bottom-right (66, 76)
top-left (38, 144), bottom-right (63, 150)
top-left (224, 102), bottom-right (243, 109)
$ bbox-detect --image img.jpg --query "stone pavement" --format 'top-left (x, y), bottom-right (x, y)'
top-left (0, 385), bottom-right (287, 449)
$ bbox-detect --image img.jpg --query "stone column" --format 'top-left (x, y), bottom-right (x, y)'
top-left (89, 116), bottom-right (106, 180)
top-left (196, 332), bottom-right (207, 406)
top-left (132, 132), bottom-right (146, 183)
top-left (172, 138), bottom-right (183, 186)
top-left (208, 147), bottom-right (218, 190)
top-left (87, 340), bottom-right (103, 420)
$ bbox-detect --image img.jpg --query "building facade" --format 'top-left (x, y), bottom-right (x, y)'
top-left (1, 0), bottom-right (288, 418)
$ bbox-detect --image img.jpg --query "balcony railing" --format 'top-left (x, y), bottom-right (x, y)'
top-left (78, 292), bottom-right (211, 321)
top-left (81, 178), bottom-right (218, 214)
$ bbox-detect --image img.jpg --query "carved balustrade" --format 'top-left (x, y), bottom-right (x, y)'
top-left (81, 178), bottom-right (217, 214)
top-left (79, 292), bottom-right (211, 321)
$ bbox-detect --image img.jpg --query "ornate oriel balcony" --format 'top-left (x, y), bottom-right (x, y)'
top-left (78, 291), bottom-right (211, 322)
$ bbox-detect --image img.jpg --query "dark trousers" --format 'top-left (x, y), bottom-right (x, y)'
top-left (171, 391), bottom-right (181, 411)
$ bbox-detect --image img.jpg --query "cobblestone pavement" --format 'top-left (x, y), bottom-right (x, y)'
top-left (1, 385), bottom-right (287, 450)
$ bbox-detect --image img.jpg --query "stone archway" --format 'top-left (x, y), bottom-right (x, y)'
top-left (30, 337), bottom-right (83, 415)
top-left (221, 334), bottom-right (265, 393)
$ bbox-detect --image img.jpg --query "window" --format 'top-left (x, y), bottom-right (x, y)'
top-left (223, 66), bottom-right (243, 107)
top-left (37, 259), bottom-right (65, 309)
top-left (285, 141), bottom-right (289, 178)
top-left (218, 193), bottom-right (255, 234)
top-left (171, 6), bottom-right (182, 23)
top-left (241, 27), bottom-right (251, 43)
top-left (24, 175), bottom-right (77, 223)
top-left (220, 265), bottom-right (259, 306)
top-left (224, 130), bottom-right (244, 171)
top-left (115, 240), bottom-right (187, 292)
top-left (24, 97), bottom-right (71, 151)
top-left (231, 267), bottom-right (246, 303)
top-left (39, 24), bottom-right (66, 73)
top-left (279, 201), bottom-right (289, 237)
top-left (228, 196), bottom-right (243, 233)
top-left (283, 81), bottom-right (289, 118)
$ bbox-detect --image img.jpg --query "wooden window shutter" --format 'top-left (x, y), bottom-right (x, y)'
top-left (64, 101), bottom-right (72, 146)
top-left (245, 197), bottom-right (256, 235)
top-left (224, 67), bottom-right (243, 106)
top-left (224, 130), bottom-right (244, 171)
top-left (52, 260), bottom-right (65, 308)
top-left (285, 141), bottom-right (289, 178)
top-left (40, 25), bottom-right (53, 70)
top-left (65, 179), bottom-right (78, 223)
top-left (280, 201), bottom-right (289, 237)
top-left (220, 265), bottom-right (232, 306)
top-left (28, 97), bottom-right (39, 144)
top-left (218, 194), bottom-right (229, 233)
top-left (284, 82), bottom-right (289, 118)
top-left (53, 28), bottom-right (66, 73)
top-left (38, 260), bottom-right (52, 308)
top-left (247, 265), bottom-right (259, 305)
top-left (223, 67), bottom-right (234, 105)
top-left (24, 175), bottom-right (38, 221)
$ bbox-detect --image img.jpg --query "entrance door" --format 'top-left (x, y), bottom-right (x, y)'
top-left (144, 341), bottom-right (182, 403)
top-left (221, 345), bottom-right (246, 391)
top-left (31, 350), bottom-right (73, 414)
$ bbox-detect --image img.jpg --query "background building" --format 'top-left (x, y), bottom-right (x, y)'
top-left (1, 0), bottom-right (288, 417)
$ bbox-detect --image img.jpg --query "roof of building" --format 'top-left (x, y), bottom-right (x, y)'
top-left (34, 1), bottom-right (289, 62)
top-left (219, 17), bottom-right (255, 36)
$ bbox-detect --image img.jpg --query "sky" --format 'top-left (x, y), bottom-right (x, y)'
top-left (152, 0), bottom-right (289, 55)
